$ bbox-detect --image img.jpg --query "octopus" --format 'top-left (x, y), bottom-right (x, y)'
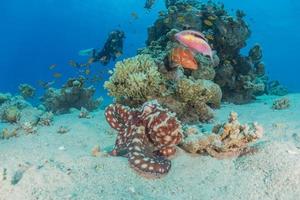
top-left (105, 100), bottom-right (183, 178)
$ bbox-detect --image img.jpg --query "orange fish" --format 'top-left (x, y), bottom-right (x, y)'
top-left (170, 47), bottom-right (198, 70)
top-left (53, 73), bottom-right (62, 78)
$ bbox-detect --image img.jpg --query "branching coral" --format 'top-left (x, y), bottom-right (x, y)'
top-left (41, 77), bottom-right (102, 114)
top-left (180, 112), bottom-right (263, 158)
top-left (104, 54), bottom-right (165, 104)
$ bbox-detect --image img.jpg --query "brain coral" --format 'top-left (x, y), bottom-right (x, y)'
top-left (104, 54), bottom-right (165, 104)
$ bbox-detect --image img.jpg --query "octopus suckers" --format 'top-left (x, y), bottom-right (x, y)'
top-left (134, 159), bottom-right (141, 164)
top-left (141, 163), bottom-right (148, 169)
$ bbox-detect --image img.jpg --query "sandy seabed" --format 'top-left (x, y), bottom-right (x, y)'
top-left (0, 94), bottom-right (300, 200)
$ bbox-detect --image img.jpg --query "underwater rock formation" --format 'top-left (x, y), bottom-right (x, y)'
top-left (41, 77), bottom-right (102, 114)
top-left (180, 112), bottom-right (263, 158)
top-left (138, 0), bottom-right (274, 104)
top-left (0, 93), bottom-right (12, 105)
top-left (105, 100), bottom-right (183, 178)
top-left (272, 97), bottom-right (290, 110)
top-left (267, 80), bottom-right (289, 96)
top-left (144, 0), bottom-right (156, 9)
top-left (18, 84), bottom-right (36, 99)
top-left (105, 54), bottom-right (222, 123)
top-left (0, 95), bottom-right (30, 123)
top-left (0, 94), bottom-right (57, 137)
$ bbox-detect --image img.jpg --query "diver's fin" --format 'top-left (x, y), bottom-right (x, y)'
top-left (78, 48), bottom-right (95, 56)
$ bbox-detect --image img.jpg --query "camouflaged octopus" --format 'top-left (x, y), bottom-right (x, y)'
top-left (105, 100), bottom-right (183, 178)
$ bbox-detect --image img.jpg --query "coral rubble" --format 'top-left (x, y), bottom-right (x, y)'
top-left (41, 77), bottom-right (102, 114)
top-left (267, 80), bottom-right (289, 96)
top-left (272, 97), bottom-right (290, 110)
top-left (105, 100), bottom-right (183, 178)
top-left (180, 112), bottom-right (263, 158)
top-left (18, 84), bottom-right (36, 99)
top-left (0, 94), bottom-right (57, 138)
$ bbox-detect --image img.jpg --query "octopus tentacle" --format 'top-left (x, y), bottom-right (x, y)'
top-left (104, 101), bottom-right (183, 178)
top-left (127, 126), bottom-right (171, 178)
top-left (105, 104), bottom-right (130, 131)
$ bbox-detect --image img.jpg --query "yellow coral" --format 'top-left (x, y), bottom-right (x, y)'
top-left (176, 78), bottom-right (222, 108)
top-left (104, 54), bottom-right (165, 103)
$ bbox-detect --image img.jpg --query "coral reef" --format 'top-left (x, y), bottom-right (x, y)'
top-left (1, 126), bottom-right (19, 139)
top-left (79, 107), bottom-right (91, 119)
top-left (38, 112), bottom-right (54, 126)
top-left (104, 54), bottom-right (165, 104)
top-left (272, 97), bottom-right (290, 110)
top-left (0, 95), bottom-right (29, 123)
top-left (18, 84), bottom-right (36, 99)
top-left (105, 100), bottom-right (183, 178)
top-left (138, 0), bottom-right (281, 104)
top-left (41, 77), bottom-right (102, 114)
top-left (0, 93), bottom-right (11, 105)
top-left (144, 0), bottom-right (156, 9)
top-left (105, 53), bottom-right (222, 123)
top-left (267, 80), bottom-right (289, 96)
top-left (180, 112), bottom-right (263, 158)
top-left (0, 94), bottom-right (56, 138)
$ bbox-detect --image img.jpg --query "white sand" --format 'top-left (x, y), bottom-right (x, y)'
top-left (0, 94), bottom-right (300, 200)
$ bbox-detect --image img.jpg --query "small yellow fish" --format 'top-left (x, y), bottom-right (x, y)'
top-left (85, 69), bottom-right (91, 75)
top-left (131, 12), bottom-right (139, 20)
top-left (115, 51), bottom-right (122, 58)
top-left (204, 19), bottom-right (213, 26)
top-left (208, 15), bottom-right (217, 21)
top-left (224, 60), bottom-right (231, 65)
top-left (163, 17), bottom-right (170, 24)
top-left (158, 11), bottom-right (166, 17)
top-left (69, 60), bottom-right (78, 68)
top-left (206, 34), bottom-right (214, 40)
top-left (53, 73), bottom-right (62, 78)
top-left (100, 56), bottom-right (107, 62)
top-left (49, 64), bottom-right (57, 70)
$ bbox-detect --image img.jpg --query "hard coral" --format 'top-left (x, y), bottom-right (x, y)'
top-left (180, 112), bottom-right (263, 158)
top-left (41, 77), bottom-right (102, 114)
top-left (141, 0), bottom-right (277, 104)
top-left (18, 84), bottom-right (36, 99)
top-left (267, 80), bottom-right (289, 96)
top-left (0, 93), bottom-right (11, 105)
top-left (272, 97), bottom-right (290, 110)
top-left (105, 100), bottom-right (183, 178)
top-left (104, 54), bottom-right (165, 105)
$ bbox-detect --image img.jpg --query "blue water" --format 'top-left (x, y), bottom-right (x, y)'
top-left (0, 0), bottom-right (299, 97)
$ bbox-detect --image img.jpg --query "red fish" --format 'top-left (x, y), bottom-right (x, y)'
top-left (175, 30), bottom-right (213, 61)
top-left (170, 47), bottom-right (198, 70)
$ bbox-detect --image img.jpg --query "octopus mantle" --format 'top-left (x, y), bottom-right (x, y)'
top-left (105, 100), bottom-right (183, 178)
